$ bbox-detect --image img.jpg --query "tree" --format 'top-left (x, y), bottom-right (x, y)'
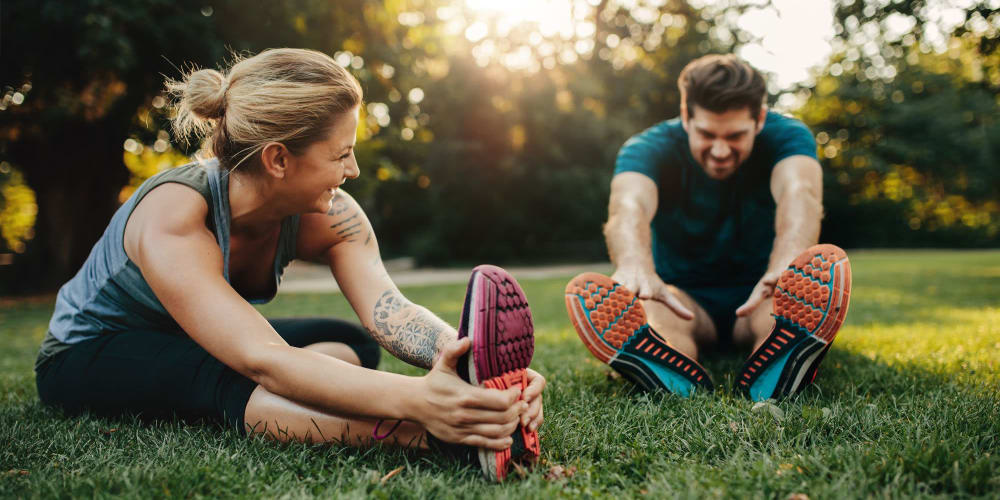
top-left (1, 0), bottom-right (764, 292)
top-left (800, 0), bottom-right (999, 247)
top-left (0, 0), bottom-right (378, 291)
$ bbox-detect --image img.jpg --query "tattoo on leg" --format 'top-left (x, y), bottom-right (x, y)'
top-left (372, 290), bottom-right (444, 368)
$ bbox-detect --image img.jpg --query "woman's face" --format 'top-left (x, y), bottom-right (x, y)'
top-left (286, 106), bottom-right (361, 214)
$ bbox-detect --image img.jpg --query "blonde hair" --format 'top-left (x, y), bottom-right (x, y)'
top-left (167, 48), bottom-right (362, 173)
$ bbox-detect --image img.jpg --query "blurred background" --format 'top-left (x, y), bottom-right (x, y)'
top-left (1, 0), bottom-right (997, 294)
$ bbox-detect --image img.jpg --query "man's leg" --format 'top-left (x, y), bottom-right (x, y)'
top-left (640, 285), bottom-right (718, 360)
top-left (732, 297), bottom-right (775, 352)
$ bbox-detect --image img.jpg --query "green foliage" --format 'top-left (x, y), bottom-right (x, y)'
top-left (2, 250), bottom-right (999, 496)
top-left (0, 165), bottom-right (36, 254)
top-left (335, 0), bottom-right (721, 265)
top-left (804, 0), bottom-right (999, 247)
top-left (2, 0), bottom-right (998, 292)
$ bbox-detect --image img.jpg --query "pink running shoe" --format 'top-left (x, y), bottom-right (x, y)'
top-left (458, 265), bottom-right (540, 481)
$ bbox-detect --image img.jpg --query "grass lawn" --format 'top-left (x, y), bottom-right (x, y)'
top-left (2, 249), bottom-right (998, 498)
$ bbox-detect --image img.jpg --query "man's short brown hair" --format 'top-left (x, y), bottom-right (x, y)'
top-left (678, 54), bottom-right (766, 118)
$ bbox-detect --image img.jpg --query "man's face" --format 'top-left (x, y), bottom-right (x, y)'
top-left (682, 104), bottom-right (765, 180)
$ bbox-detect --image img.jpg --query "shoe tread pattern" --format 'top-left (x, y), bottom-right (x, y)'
top-left (565, 272), bottom-right (713, 393)
top-left (737, 244), bottom-right (852, 399)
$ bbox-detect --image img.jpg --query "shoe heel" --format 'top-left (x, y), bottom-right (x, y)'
top-left (481, 369), bottom-right (541, 469)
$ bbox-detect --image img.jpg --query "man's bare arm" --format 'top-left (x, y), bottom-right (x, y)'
top-left (605, 172), bottom-right (659, 273)
top-left (605, 172), bottom-right (694, 319)
top-left (768, 155), bottom-right (823, 273)
top-left (736, 155), bottom-right (823, 316)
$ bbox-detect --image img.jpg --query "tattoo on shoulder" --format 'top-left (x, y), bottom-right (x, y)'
top-left (328, 197), bottom-right (352, 216)
top-left (328, 203), bottom-right (365, 242)
top-left (371, 289), bottom-right (443, 368)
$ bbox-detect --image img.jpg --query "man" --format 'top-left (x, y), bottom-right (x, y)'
top-left (564, 54), bottom-right (852, 401)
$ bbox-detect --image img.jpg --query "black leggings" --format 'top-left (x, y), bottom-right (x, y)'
top-left (35, 317), bottom-right (380, 433)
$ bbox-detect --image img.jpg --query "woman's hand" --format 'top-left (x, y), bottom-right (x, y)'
top-left (520, 368), bottom-right (545, 432)
top-left (412, 338), bottom-right (525, 450)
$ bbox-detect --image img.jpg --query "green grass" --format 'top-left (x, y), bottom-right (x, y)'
top-left (2, 249), bottom-right (999, 498)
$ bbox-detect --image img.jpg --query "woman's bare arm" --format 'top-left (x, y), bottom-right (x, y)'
top-left (297, 191), bottom-right (545, 430)
top-left (297, 192), bottom-right (453, 369)
top-left (124, 184), bottom-right (521, 447)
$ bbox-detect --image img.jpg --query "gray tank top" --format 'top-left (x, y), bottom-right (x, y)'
top-left (36, 159), bottom-right (300, 369)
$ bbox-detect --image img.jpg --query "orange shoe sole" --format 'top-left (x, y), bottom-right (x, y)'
top-left (565, 272), bottom-right (713, 396)
top-left (737, 244), bottom-right (852, 401)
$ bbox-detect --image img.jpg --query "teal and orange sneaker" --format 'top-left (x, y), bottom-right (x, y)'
top-left (737, 244), bottom-right (852, 401)
top-left (565, 273), bottom-right (713, 397)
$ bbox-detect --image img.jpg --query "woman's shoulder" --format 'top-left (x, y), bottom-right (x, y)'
top-left (138, 160), bottom-right (216, 203)
top-left (133, 182), bottom-right (211, 233)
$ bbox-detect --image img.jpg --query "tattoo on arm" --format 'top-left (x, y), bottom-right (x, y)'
top-left (328, 197), bottom-right (352, 216)
top-left (336, 222), bottom-right (363, 240)
top-left (371, 289), bottom-right (447, 368)
top-left (327, 203), bottom-right (365, 242)
top-left (329, 214), bottom-right (358, 229)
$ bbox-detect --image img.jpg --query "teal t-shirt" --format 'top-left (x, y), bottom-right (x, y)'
top-left (613, 111), bottom-right (817, 288)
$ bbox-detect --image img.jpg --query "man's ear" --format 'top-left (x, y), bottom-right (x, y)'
top-left (755, 104), bottom-right (768, 134)
top-left (259, 142), bottom-right (289, 179)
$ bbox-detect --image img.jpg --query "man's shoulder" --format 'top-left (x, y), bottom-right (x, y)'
top-left (754, 111), bottom-right (818, 163)
top-left (634, 117), bottom-right (685, 140)
top-left (619, 117), bottom-right (686, 157)
top-left (760, 111), bottom-right (812, 137)
top-left (615, 117), bottom-right (689, 181)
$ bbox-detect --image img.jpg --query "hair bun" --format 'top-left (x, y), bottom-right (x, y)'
top-left (183, 69), bottom-right (228, 120)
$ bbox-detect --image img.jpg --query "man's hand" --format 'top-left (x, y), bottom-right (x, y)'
top-left (735, 270), bottom-right (780, 317)
top-left (611, 267), bottom-right (694, 320)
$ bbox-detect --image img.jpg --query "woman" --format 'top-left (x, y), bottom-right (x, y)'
top-left (34, 48), bottom-right (544, 481)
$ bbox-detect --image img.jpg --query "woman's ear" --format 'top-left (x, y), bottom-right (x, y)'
top-left (259, 142), bottom-right (290, 179)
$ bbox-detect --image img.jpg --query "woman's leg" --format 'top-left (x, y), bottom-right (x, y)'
top-left (243, 386), bottom-right (427, 447)
top-left (36, 322), bottom-right (424, 448)
top-left (244, 317), bottom-right (425, 447)
top-left (35, 330), bottom-right (258, 429)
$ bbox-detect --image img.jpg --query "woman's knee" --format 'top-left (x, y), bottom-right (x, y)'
top-left (351, 336), bottom-right (381, 369)
top-left (271, 318), bottom-right (380, 369)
